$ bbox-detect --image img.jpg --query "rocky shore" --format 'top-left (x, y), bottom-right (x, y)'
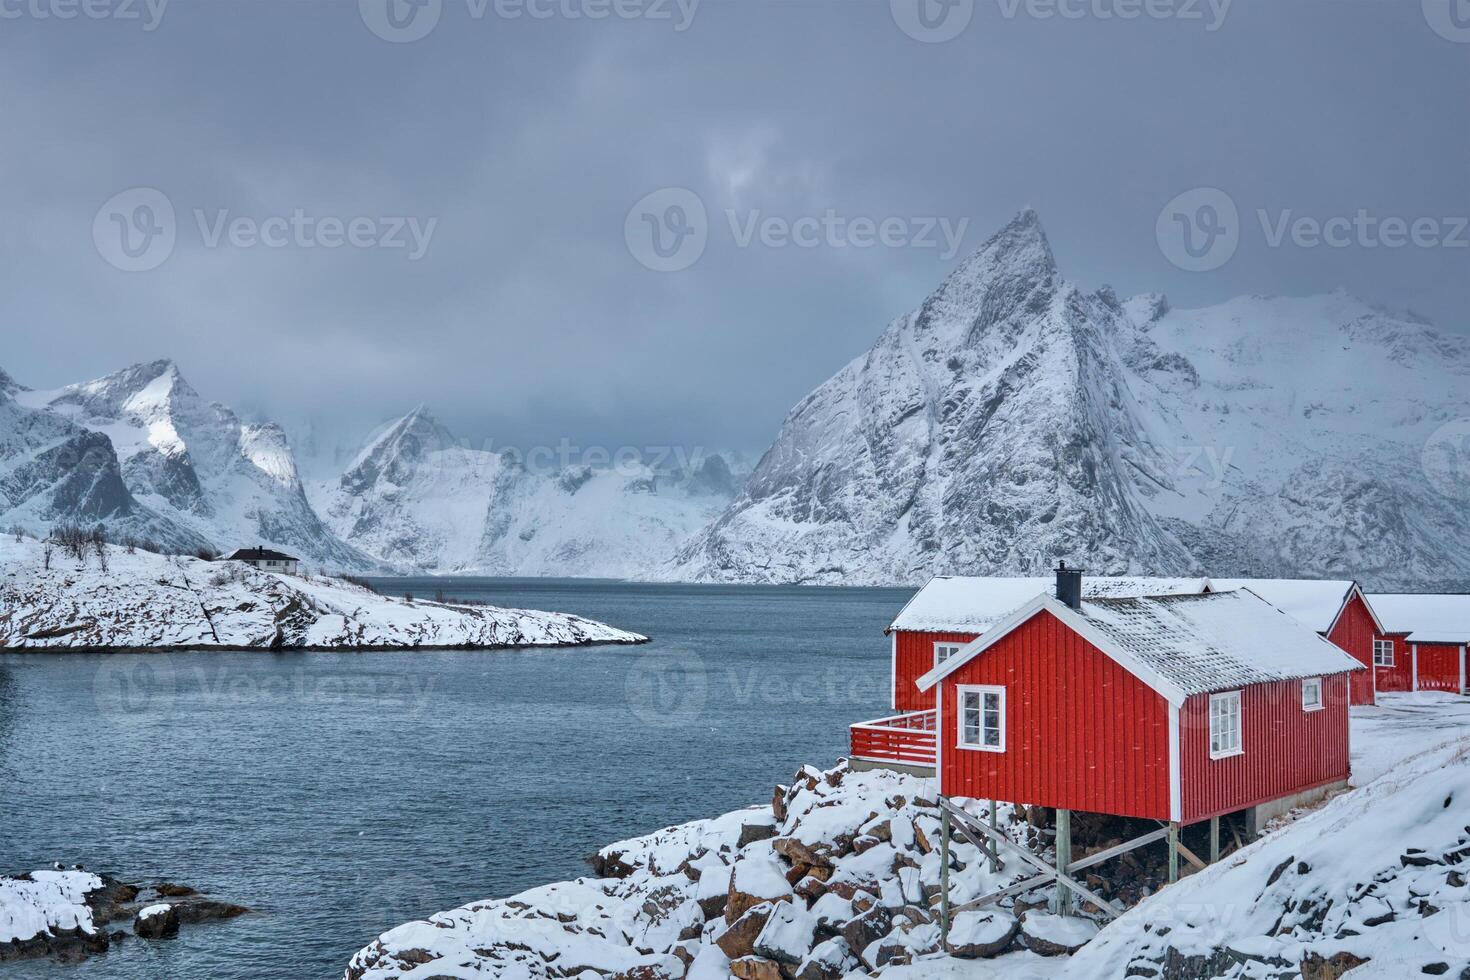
top-left (0, 868), bottom-right (249, 963)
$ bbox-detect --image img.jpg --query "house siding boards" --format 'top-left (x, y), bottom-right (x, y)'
top-left (894, 630), bottom-right (977, 713)
top-left (1412, 642), bottom-right (1463, 692)
top-left (1325, 592), bottom-right (1379, 706)
top-left (938, 611), bottom-right (1172, 822)
top-left (1178, 675), bottom-right (1351, 823)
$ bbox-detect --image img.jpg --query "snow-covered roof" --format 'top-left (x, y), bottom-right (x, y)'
top-left (1206, 579), bottom-right (1362, 634)
top-left (887, 576), bottom-right (1210, 633)
top-left (917, 589), bottom-right (1364, 705)
top-left (1365, 593), bottom-right (1470, 644)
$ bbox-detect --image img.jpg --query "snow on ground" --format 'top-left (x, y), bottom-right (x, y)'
top-left (347, 692), bottom-right (1470, 980)
top-left (0, 536), bottom-right (645, 650)
top-left (0, 870), bottom-right (102, 944)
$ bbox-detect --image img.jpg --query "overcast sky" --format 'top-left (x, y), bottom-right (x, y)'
top-left (2, 0), bottom-right (1465, 462)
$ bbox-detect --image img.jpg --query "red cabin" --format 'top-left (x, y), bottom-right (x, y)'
top-left (915, 578), bottom-right (1363, 829)
top-left (1364, 594), bottom-right (1470, 694)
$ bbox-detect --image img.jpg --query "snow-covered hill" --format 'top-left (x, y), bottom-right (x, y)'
top-left (0, 536), bottom-right (644, 650)
top-left (310, 407), bottom-right (740, 578)
top-left (3, 360), bottom-right (378, 571)
top-left (672, 211), bottom-right (1470, 590)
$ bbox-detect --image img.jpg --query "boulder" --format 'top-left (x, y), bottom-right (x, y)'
top-left (1300, 951), bottom-right (1370, 980)
top-left (795, 937), bottom-right (859, 980)
top-left (696, 865), bottom-right (731, 921)
top-left (839, 906), bottom-right (893, 968)
top-left (133, 904), bottom-right (179, 939)
top-left (716, 903), bottom-right (776, 960)
top-left (772, 838), bottom-right (833, 871)
top-left (738, 821), bottom-right (778, 849)
top-left (729, 956), bottom-right (783, 980)
top-left (752, 900), bottom-right (817, 966)
top-left (947, 909), bottom-right (1019, 958)
top-left (727, 856), bottom-right (794, 923)
top-left (1019, 911), bottom-right (1100, 956)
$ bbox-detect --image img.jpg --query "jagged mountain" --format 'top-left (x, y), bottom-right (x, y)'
top-left (672, 210), bottom-right (1470, 589)
top-left (310, 407), bottom-right (740, 577)
top-left (3, 360), bottom-right (377, 570)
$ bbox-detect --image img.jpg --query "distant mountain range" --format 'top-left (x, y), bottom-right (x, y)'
top-left (4, 211), bottom-right (1467, 587)
top-left (672, 210), bottom-right (1470, 590)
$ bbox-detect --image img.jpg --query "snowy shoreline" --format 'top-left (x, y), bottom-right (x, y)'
top-left (347, 694), bottom-right (1470, 980)
top-left (0, 537), bottom-right (647, 652)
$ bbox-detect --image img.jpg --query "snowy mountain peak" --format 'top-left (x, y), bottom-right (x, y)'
top-left (340, 407), bottom-right (460, 494)
top-left (0, 367), bottom-right (23, 397)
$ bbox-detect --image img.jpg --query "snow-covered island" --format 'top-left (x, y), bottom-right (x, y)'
top-left (0, 537), bottom-right (646, 651)
top-left (347, 694), bottom-right (1470, 980)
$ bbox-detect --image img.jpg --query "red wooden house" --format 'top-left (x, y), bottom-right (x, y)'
top-left (1363, 593), bottom-right (1470, 694)
top-left (914, 571), bottom-right (1363, 834)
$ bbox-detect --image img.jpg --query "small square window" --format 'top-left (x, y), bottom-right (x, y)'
top-left (1302, 677), bottom-right (1323, 712)
top-left (1209, 691), bottom-right (1242, 759)
top-left (934, 642), bottom-right (964, 669)
top-left (1373, 639), bottom-right (1394, 667)
top-left (957, 685), bottom-right (1005, 752)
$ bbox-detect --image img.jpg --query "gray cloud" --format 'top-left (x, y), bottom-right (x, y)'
top-left (1, 0), bottom-right (1465, 461)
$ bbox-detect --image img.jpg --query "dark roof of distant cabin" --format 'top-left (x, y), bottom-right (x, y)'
top-left (226, 547), bottom-right (299, 562)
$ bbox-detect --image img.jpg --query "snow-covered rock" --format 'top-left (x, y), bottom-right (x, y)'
top-left (0, 535), bottom-right (644, 650)
top-left (672, 211), bottom-right (1470, 590)
top-left (0, 870), bottom-right (104, 951)
top-left (310, 406), bottom-right (742, 578)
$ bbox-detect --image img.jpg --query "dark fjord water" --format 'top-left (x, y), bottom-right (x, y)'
top-left (0, 579), bottom-right (914, 980)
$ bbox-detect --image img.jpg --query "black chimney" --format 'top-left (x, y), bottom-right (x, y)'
top-left (1055, 561), bottom-right (1083, 610)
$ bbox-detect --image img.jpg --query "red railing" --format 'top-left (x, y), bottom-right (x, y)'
top-left (850, 710), bottom-right (938, 768)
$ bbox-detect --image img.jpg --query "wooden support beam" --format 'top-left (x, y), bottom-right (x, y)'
top-left (1176, 839), bottom-right (1207, 872)
top-left (1209, 816), bottom-right (1220, 864)
top-left (947, 874), bottom-right (1052, 914)
top-left (939, 806), bottom-right (951, 945)
top-left (988, 800), bottom-right (1000, 872)
top-left (1068, 826), bottom-right (1172, 873)
top-left (1167, 822), bottom-right (1180, 884)
top-left (937, 799), bottom-right (1123, 918)
top-left (1055, 808), bottom-right (1072, 916)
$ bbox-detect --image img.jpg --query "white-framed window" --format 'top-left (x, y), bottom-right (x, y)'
top-left (1209, 690), bottom-right (1243, 759)
top-left (1301, 677), bottom-right (1323, 712)
top-left (957, 685), bottom-right (1005, 752)
top-left (934, 642), bottom-right (964, 669)
top-left (1373, 638), bottom-right (1394, 667)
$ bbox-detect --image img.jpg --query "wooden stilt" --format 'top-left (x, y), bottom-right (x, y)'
top-left (939, 806), bottom-right (951, 946)
top-left (1055, 808), bottom-right (1072, 916)
top-left (988, 800), bottom-right (999, 872)
top-left (1167, 822), bottom-right (1180, 884)
top-left (1209, 816), bottom-right (1220, 864)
